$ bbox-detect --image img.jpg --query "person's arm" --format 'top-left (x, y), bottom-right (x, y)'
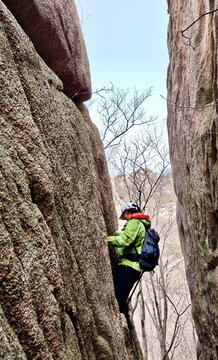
top-left (115, 231), bottom-right (122, 236)
top-left (107, 220), bottom-right (140, 247)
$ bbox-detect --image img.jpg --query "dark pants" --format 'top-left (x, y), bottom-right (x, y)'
top-left (113, 265), bottom-right (141, 328)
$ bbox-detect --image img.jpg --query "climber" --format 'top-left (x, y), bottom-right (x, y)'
top-left (107, 202), bottom-right (151, 329)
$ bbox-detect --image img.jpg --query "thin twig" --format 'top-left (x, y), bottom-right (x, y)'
top-left (181, 9), bottom-right (218, 35)
top-left (181, 9), bottom-right (218, 49)
top-left (71, 88), bottom-right (109, 100)
top-left (75, 0), bottom-right (91, 26)
top-left (160, 95), bottom-right (218, 110)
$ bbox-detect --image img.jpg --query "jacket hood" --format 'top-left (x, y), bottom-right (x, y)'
top-left (130, 213), bottom-right (149, 220)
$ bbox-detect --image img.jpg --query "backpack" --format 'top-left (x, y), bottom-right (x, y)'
top-left (139, 227), bottom-right (160, 272)
top-left (124, 224), bottom-right (160, 272)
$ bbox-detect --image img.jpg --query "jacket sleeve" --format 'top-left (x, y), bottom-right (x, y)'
top-left (107, 220), bottom-right (140, 247)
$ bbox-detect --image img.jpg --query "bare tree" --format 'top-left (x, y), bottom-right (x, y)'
top-left (90, 84), bottom-right (155, 151)
top-left (112, 124), bottom-right (170, 210)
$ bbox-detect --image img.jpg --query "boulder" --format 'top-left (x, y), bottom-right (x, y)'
top-left (0, 2), bottom-right (136, 359)
top-left (167, 1), bottom-right (218, 359)
top-left (2, 0), bottom-right (91, 101)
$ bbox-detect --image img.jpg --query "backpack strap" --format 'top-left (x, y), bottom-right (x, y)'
top-left (120, 220), bottom-right (148, 261)
top-left (134, 220), bottom-right (149, 254)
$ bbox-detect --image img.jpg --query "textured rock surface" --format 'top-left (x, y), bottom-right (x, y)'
top-left (167, 1), bottom-right (218, 359)
top-left (2, 0), bottom-right (91, 101)
top-left (0, 2), bottom-right (136, 359)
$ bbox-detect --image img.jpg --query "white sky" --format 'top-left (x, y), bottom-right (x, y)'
top-left (77, 0), bottom-right (169, 121)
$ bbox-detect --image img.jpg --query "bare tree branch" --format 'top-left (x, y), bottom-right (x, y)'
top-left (158, 280), bottom-right (192, 360)
top-left (75, 0), bottom-right (91, 26)
top-left (181, 8), bottom-right (218, 49)
top-left (112, 125), bottom-right (169, 210)
top-left (160, 95), bottom-right (218, 110)
top-left (92, 84), bottom-right (154, 150)
top-left (181, 9), bottom-right (218, 36)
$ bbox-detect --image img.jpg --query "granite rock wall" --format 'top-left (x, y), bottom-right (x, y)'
top-left (0, 2), bottom-right (140, 359)
top-left (2, 0), bottom-right (91, 101)
top-left (167, 1), bottom-right (218, 359)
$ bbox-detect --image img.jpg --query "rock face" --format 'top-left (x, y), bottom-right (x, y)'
top-left (2, 0), bottom-right (91, 101)
top-left (0, 2), bottom-right (138, 359)
top-left (167, 1), bottom-right (218, 359)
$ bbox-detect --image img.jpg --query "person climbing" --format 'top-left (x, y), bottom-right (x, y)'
top-left (107, 202), bottom-right (151, 329)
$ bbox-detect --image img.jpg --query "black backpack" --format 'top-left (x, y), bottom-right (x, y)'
top-left (124, 224), bottom-right (160, 272)
top-left (139, 227), bottom-right (160, 271)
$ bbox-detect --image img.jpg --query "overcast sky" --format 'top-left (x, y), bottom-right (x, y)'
top-left (77, 0), bottom-right (169, 121)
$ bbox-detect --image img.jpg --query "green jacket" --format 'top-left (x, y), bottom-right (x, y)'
top-left (107, 214), bottom-right (151, 272)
